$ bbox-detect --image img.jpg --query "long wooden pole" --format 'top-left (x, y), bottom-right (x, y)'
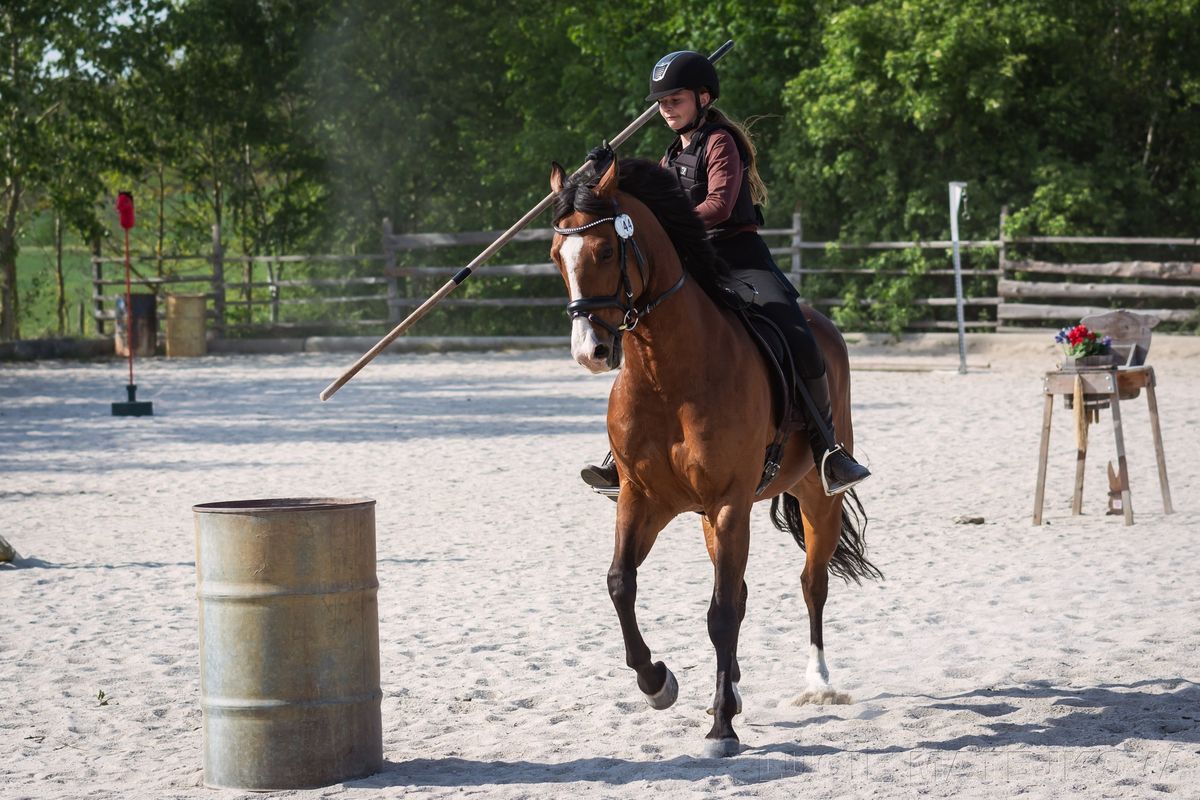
top-left (320, 40), bottom-right (735, 401)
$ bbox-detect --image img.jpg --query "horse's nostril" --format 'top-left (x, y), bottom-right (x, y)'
top-left (593, 344), bottom-right (610, 360)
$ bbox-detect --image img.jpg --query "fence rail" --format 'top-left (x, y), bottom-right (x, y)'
top-left (90, 214), bottom-right (1200, 340)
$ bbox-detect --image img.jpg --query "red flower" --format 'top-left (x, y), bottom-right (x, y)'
top-left (1057, 323), bottom-right (1108, 358)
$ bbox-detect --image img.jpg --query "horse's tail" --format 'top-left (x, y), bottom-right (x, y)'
top-left (769, 489), bottom-right (883, 584)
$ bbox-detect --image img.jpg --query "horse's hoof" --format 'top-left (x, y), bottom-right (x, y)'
top-left (706, 682), bottom-right (742, 716)
top-left (701, 737), bottom-right (741, 758)
top-left (643, 664), bottom-right (678, 710)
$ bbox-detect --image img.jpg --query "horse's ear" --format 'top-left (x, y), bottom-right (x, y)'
top-left (550, 161), bottom-right (566, 193)
top-left (594, 155), bottom-right (619, 200)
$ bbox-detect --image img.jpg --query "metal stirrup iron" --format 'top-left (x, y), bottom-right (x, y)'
top-left (819, 444), bottom-right (866, 496)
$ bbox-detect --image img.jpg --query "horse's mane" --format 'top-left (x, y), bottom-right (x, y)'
top-left (552, 158), bottom-right (731, 303)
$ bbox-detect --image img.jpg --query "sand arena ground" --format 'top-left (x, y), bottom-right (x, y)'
top-left (2, 335), bottom-right (1198, 799)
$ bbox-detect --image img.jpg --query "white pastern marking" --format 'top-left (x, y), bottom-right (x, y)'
top-left (806, 644), bottom-right (831, 690)
top-left (792, 644), bottom-right (851, 705)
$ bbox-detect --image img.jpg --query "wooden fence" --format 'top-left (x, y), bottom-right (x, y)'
top-left (90, 214), bottom-right (1200, 339)
top-left (997, 239), bottom-right (1200, 326)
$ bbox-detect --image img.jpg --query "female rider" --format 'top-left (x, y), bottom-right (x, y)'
top-left (581, 50), bottom-right (870, 497)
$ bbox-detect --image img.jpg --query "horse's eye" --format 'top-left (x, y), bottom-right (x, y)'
top-left (599, 245), bottom-right (615, 261)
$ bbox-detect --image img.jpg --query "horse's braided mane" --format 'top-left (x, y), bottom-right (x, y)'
top-left (552, 158), bottom-right (732, 303)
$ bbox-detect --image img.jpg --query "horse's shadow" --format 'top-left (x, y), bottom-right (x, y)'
top-left (340, 679), bottom-right (1200, 789)
top-left (352, 752), bottom-right (810, 789)
top-left (914, 678), bottom-right (1200, 751)
top-left (754, 678), bottom-right (1200, 756)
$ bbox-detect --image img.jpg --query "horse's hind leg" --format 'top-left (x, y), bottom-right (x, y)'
top-left (794, 478), bottom-right (852, 705)
top-left (701, 503), bottom-right (751, 757)
top-left (608, 496), bottom-right (676, 707)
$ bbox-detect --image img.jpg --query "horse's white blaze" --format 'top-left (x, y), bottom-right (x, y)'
top-left (560, 235), bottom-right (586, 300)
top-left (560, 235), bottom-right (609, 372)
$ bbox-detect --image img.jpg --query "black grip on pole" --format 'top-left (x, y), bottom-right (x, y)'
top-left (708, 40), bottom-right (735, 64)
top-left (452, 267), bottom-right (473, 284)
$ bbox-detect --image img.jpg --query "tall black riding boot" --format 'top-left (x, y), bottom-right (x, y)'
top-left (581, 451), bottom-right (619, 500)
top-left (800, 372), bottom-right (871, 495)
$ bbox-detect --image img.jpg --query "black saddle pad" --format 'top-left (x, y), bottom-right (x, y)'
top-left (737, 307), bottom-right (795, 427)
top-left (714, 273), bottom-right (799, 430)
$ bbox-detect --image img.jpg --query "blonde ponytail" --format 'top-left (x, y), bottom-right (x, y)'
top-left (705, 107), bottom-right (768, 207)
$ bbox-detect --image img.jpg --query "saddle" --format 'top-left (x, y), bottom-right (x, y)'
top-left (716, 277), bottom-right (805, 495)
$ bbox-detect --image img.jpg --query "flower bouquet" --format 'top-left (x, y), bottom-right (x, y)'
top-left (1056, 323), bottom-right (1115, 370)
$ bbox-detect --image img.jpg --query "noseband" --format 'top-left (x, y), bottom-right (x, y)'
top-left (553, 205), bottom-right (686, 365)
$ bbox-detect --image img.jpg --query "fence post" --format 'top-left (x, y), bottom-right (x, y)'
top-left (211, 223), bottom-right (226, 337)
top-left (55, 212), bottom-right (65, 335)
top-left (998, 205), bottom-right (1009, 268)
top-left (269, 255), bottom-right (280, 324)
top-left (383, 217), bottom-right (400, 323)
top-left (243, 253), bottom-right (253, 323)
top-left (997, 205), bottom-right (1008, 329)
top-left (948, 182), bottom-right (968, 375)
top-left (790, 210), bottom-right (803, 295)
top-left (91, 235), bottom-right (104, 336)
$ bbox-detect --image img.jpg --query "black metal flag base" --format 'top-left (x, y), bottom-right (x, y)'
top-left (112, 384), bottom-right (154, 417)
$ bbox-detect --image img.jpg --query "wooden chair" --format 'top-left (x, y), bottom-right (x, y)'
top-left (1033, 309), bottom-right (1174, 525)
top-left (1082, 309), bottom-right (1154, 362)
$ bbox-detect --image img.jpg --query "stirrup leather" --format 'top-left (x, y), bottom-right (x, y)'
top-left (819, 444), bottom-right (868, 497)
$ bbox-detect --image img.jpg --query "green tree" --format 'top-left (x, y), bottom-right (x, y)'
top-left (773, 0), bottom-right (1200, 329)
top-left (781, 0), bottom-right (1200, 240)
top-left (0, 1), bottom-right (169, 340)
top-left (138, 0), bottom-right (329, 255)
top-left (494, 1), bottom-right (825, 224)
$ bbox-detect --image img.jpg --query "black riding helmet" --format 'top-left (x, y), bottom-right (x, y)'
top-left (646, 50), bottom-right (719, 136)
top-left (645, 50), bottom-right (720, 101)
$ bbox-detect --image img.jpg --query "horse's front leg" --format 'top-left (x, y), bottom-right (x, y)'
top-left (702, 503), bottom-right (751, 757)
top-left (608, 493), bottom-right (676, 706)
top-left (706, 580), bottom-right (746, 717)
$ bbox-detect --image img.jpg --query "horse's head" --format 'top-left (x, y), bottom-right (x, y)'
top-left (549, 158), bottom-right (651, 373)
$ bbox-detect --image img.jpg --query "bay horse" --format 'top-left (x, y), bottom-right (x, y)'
top-left (549, 156), bottom-right (881, 758)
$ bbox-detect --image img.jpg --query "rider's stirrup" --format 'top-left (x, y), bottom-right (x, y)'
top-left (581, 452), bottom-right (620, 499)
top-left (819, 444), bottom-right (871, 497)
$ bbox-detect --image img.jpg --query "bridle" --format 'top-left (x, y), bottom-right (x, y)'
top-left (553, 204), bottom-right (686, 367)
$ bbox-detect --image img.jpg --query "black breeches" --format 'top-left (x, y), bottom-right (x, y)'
top-left (713, 232), bottom-right (825, 379)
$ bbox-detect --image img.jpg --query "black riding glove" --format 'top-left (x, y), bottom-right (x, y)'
top-left (587, 141), bottom-right (614, 176)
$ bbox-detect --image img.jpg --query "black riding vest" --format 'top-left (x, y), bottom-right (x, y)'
top-left (665, 122), bottom-right (764, 237)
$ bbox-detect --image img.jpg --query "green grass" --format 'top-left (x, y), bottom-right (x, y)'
top-left (16, 245), bottom-right (96, 339)
top-left (12, 209), bottom-right (101, 339)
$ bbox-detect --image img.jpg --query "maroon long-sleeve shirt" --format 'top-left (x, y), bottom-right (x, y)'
top-left (664, 128), bottom-right (758, 236)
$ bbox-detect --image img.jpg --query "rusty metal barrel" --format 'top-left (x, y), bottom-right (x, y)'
top-left (114, 293), bottom-right (157, 357)
top-left (193, 498), bottom-right (382, 790)
top-left (165, 294), bottom-right (207, 357)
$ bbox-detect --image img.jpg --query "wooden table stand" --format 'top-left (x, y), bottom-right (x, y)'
top-left (1032, 365), bottom-right (1173, 526)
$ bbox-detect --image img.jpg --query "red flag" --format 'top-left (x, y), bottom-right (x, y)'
top-left (116, 192), bottom-right (135, 230)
